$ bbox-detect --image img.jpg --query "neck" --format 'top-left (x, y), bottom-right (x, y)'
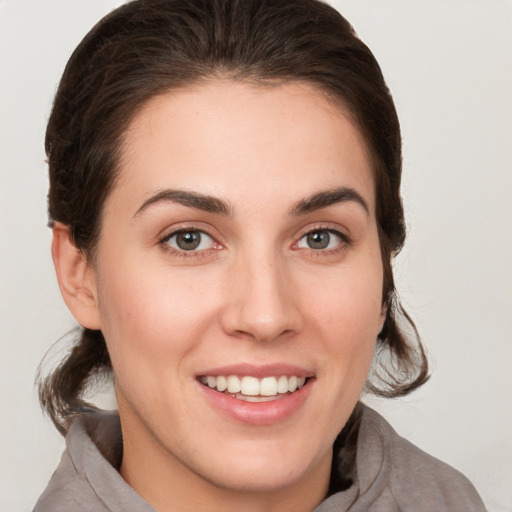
top-left (119, 411), bottom-right (332, 512)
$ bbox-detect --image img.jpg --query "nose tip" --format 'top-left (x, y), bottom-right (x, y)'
top-left (230, 311), bottom-right (294, 342)
top-left (220, 259), bottom-right (302, 342)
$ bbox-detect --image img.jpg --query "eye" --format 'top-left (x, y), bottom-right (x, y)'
top-left (296, 229), bottom-right (345, 250)
top-left (163, 230), bottom-right (216, 252)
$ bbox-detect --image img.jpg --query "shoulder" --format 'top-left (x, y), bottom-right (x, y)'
top-left (33, 449), bottom-right (109, 512)
top-left (360, 405), bottom-right (487, 512)
top-left (34, 411), bottom-right (154, 512)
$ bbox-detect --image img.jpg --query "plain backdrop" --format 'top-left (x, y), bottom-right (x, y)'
top-left (1, 1), bottom-right (511, 510)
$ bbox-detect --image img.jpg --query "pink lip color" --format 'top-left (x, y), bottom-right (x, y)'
top-left (198, 376), bottom-right (314, 426)
top-left (196, 363), bottom-right (313, 379)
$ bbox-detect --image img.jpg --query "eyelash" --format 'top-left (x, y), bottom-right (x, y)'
top-left (158, 225), bottom-right (351, 258)
top-left (159, 225), bottom-right (220, 257)
top-left (294, 226), bottom-right (351, 255)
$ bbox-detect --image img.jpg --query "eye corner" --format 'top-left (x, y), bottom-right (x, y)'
top-left (293, 226), bottom-right (351, 255)
top-left (158, 226), bottom-right (222, 257)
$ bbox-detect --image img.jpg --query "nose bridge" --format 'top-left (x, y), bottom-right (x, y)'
top-left (222, 244), bottom-right (301, 341)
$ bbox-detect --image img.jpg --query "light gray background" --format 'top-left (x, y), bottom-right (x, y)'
top-left (1, 1), bottom-right (511, 510)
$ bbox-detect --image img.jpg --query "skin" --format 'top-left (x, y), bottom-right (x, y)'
top-left (53, 81), bottom-right (385, 512)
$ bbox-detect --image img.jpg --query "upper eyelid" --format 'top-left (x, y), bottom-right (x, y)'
top-left (157, 223), bottom-right (351, 249)
top-left (296, 224), bottom-right (351, 241)
top-left (292, 226), bottom-right (353, 256)
top-left (297, 228), bottom-right (349, 246)
top-left (159, 224), bottom-right (219, 243)
top-left (162, 229), bottom-right (214, 243)
top-left (300, 228), bottom-right (346, 239)
top-left (159, 228), bottom-right (220, 257)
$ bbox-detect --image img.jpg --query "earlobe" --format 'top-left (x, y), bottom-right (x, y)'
top-left (51, 223), bottom-right (101, 330)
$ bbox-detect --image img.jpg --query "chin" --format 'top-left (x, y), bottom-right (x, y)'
top-left (202, 460), bottom-right (315, 493)
top-left (184, 436), bottom-right (332, 494)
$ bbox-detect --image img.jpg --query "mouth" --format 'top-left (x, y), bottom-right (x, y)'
top-left (198, 375), bottom-right (309, 403)
top-left (197, 368), bottom-right (314, 425)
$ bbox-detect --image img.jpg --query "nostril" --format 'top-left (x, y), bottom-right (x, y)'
top-left (219, 272), bottom-right (304, 341)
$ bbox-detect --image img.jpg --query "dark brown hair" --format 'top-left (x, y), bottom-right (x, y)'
top-left (40, 0), bottom-right (429, 435)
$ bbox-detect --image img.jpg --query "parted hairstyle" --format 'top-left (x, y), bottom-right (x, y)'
top-left (39, 0), bottom-right (429, 436)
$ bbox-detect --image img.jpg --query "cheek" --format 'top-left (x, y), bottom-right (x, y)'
top-left (306, 266), bottom-right (383, 336)
top-left (95, 261), bottom-right (222, 377)
top-left (95, 267), bottom-right (225, 423)
top-left (302, 260), bottom-right (383, 378)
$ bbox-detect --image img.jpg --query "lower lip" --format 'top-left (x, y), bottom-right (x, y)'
top-left (198, 380), bottom-right (314, 426)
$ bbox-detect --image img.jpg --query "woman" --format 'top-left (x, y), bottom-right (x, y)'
top-left (34, 0), bottom-right (486, 510)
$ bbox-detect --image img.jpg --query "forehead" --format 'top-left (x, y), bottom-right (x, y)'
top-left (113, 80), bottom-right (375, 216)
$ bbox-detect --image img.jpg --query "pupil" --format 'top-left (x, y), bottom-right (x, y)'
top-left (307, 231), bottom-right (330, 249)
top-left (177, 231), bottom-right (201, 250)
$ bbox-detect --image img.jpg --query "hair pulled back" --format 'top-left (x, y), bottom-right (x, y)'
top-left (40, 0), bottom-right (429, 434)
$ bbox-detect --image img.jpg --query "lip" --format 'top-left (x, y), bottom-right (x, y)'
top-left (196, 364), bottom-right (315, 426)
top-left (195, 363), bottom-right (314, 379)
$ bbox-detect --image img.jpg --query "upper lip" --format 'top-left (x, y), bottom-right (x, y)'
top-left (196, 363), bottom-right (314, 379)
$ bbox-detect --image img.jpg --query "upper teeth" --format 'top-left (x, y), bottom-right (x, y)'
top-left (199, 375), bottom-right (306, 396)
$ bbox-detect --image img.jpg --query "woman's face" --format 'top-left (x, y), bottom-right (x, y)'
top-left (88, 81), bottom-right (384, 496)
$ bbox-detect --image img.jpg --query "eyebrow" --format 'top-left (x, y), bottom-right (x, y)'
top-left (289, 187), bottom-right (369, 216)
top-left (134, 189), bottom-right (232, 217)
top-left (134, 186), bottom-right (369, 218)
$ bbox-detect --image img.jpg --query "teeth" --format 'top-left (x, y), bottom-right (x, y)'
top-left (227, 375), bottom-right (241, 393)
top-left (260, 377), bottom-right (277, 396)
top-left (216, 375), bottom-right (227, 392)
top-left (277, 375), bottom-right (289, 394)
top-left (241, 376), bottom-right (260, 395)
top-left (200, 374), bottom-right (308, 397)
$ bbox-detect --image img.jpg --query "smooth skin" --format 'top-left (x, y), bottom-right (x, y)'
top-left (52, 81), bottom-right (385, 512)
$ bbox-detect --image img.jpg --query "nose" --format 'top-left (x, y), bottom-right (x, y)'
top-left (220, 250), bottom-right (303, 342)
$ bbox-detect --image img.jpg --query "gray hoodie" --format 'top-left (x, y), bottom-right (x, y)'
top-left (34, 405), bottom-right (486, 511)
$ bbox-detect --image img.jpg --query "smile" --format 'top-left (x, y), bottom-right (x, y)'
top-left (198, 375), bottom-right (307, 402)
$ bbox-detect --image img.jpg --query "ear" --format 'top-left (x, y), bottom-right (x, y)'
top-left (51, 222), bottom-right (101, 330)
